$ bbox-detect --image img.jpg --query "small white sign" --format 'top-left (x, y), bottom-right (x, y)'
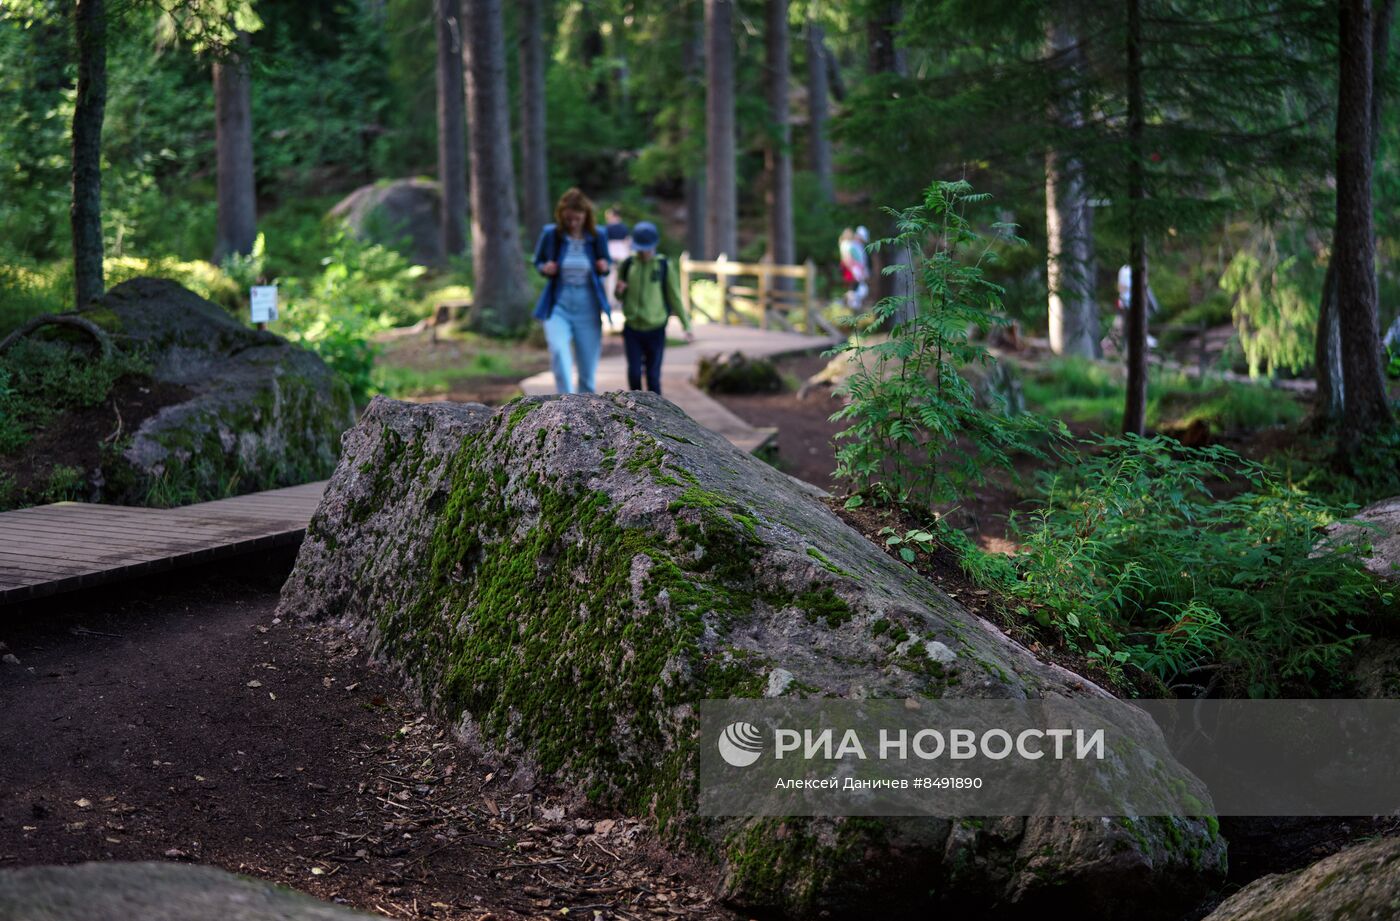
top-left (250, 285), bottom-right (278, 324)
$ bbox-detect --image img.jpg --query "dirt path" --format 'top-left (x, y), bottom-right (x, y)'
top-left (0, 557), bottom-right (736, 921)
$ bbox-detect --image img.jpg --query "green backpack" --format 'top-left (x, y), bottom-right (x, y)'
top-left (617, 255), bottom-right (676, 316)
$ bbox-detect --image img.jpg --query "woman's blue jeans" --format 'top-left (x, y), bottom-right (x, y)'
top-left (543, 283), bottom-right (602, 394)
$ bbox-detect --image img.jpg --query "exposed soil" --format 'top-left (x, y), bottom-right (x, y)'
top-left (3, 496), bottom-right (1393, 921)
top-left (373, 326), bottom-right (561, 408)
top-left (712, 352), bottom-right (1052, 551)
top-left (0, 555), bottom-right (736, 921)
top-left (829, 498), bottom-right (1143, 698)
top-left (0, 375), bottom-right (192, 502)
top-left (709, 352), bottom-right (845, 495)
top-left (398, 374), bottom-right (532, 409)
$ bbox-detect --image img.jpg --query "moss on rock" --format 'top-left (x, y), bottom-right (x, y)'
top-left (279, 392), bottom-right (1225, 919)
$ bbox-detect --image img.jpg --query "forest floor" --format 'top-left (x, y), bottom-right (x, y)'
top-left (712, 342), bottom-right (1342, 550)
top-left (3, 534), bottom-right (1391, 921)
top-left (0, 554), bottom-right (737, 921)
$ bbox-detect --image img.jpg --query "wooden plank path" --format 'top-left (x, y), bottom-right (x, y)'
top-left (521, 324), bottom-right (841, 454)
top-left (0, 481), bottom-right (327, 606)
top-left (1, 327), bottom-right (837, 606)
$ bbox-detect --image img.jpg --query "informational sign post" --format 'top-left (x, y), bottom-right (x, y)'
top-left (250, 285), bottom-right (279, 326)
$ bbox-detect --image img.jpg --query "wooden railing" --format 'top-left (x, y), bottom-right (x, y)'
top-left (679, 253), bottom-right (840, 337)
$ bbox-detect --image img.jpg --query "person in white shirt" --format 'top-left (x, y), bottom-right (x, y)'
top-left (1115, 264), bottom-right (1159, 350)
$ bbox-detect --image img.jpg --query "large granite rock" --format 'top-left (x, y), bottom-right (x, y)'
top-left (1327, 496), bottom-right (1400, 581)
top-left (328, 178), bottom-right (445, 267)
top-left (0, 862), bottom-right (377, 921)
top-left (278, 392), bottom-right (1224, 919)
top-left (92, 278), bottom-right (354, 503)
top-left (1203, 835), bottom-right (1400, 920)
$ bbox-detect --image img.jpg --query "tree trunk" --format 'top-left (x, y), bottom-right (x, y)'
top-left (1045, 23), bottom-right (1099, 358)
top-left (705, 0), bottom-right (737, 260)
top-left (518, 0), bottom-right (549, 236)
top-left (1334, 0), bottom-right (1392, 443)
top-left (1316, 0), bottom-right (1395, 422)
top-left (684, 4), bottom-right (706, 256)
top-left (213, 31), bottom-right (257, 264)
top-left (1122, 0), bottom-right (1149, 437)
top-left (806, 19), bottom-right (833, 202)
top-left (435, 0), bottom-right (468, 259)
top-left (1315, 265), bottom-right (1345, 418)
top-left (765, 0), bottom-right (794, 275)
top-left (866, 2), bottom-right (913, 321)
top-left (867, 0), bottom-right (905, 76)
top-left (463, 0), bottom-right (532, 329)
top-left (71, 0), bottom-right (106, 308)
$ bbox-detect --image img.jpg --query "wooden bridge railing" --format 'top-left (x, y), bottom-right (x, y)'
top-left (679, 253), bottom-right (840, 337)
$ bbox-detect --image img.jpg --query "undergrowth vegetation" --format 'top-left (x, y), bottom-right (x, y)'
top-left (0, 338), bottom-right (150, 454)
top-left (829, 180), bottom-right (1057, 507)
top-left (946, 436), bottom-right (1390, 697)
top-left (840, 181), bottom-right (1395, 701)
top-left (1021, 357), bottom-right (1305, 433)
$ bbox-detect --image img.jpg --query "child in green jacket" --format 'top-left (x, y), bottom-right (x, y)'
top-left (613, 221), bottom-right (692, 395)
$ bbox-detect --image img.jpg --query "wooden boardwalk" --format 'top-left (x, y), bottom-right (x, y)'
top-left (1, 328), bottom-right (837, 606)
top-left (0, 482), bottom-right (326, 606)
top-left (521, 324), bottom-right (840, 454)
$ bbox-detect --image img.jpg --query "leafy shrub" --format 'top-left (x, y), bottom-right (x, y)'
top-left (959, 435), bottom-right (1387, 697)
top-left (0, 262), bottom-right (71, 336)
top-left (829, 180), bottom-right (1055, 507)
top-left (0, 367), bottom-right (25, 453)
top-left (1023, 357), bottom-right (1304, 433)
top-left (40, 464), bottom-right (86, 503)
top-left (1219, 226), bottom-right (1323, 378)
top-left (278, 232), bottom-right (424, 403)
top-left (106, 255), bottom-right (243, 312)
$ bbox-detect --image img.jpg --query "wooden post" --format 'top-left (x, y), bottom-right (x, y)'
top-left (680, 251), bottom-right (692, 321)
top-left (804, 259), bottom-right (817, 334)
top-left (757, 266), bottom-right (770, 330)
top-left (718, 253), bottom-right (731, 325)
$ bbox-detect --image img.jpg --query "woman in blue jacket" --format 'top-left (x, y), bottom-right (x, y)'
top-left (532, 188), bottom-right (612, 393)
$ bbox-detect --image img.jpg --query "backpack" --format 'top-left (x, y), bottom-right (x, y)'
top-left (618, 255), bottom-right (675, 316)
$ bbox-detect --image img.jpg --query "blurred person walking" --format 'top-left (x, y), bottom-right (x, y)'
top-left (532, 188), bottom-right (612, 393)
top-left (613, 221), bottom-right (692, 395)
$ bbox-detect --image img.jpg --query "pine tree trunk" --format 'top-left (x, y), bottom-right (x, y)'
top-left (71, 0), bottom-right (106, 308)
top-left (684, 4), bottom-right (706, 256)
top-left (866, 2), bottom-right (913, 322)
top-left (1315, 265), bottom-right (1345, 418)
top-left (705, 0), bottom-right (737, 260)
top-left (805, 19), bottom-right (833, 202)
top-left (1334, 0), bottom-right (1392, 444)
top-left (867, 0), bottom-right (905, 76)
top-left (1122, 0), bottom-right (1149, 437)
top-left (463, 0), bottom-right (532, 329)
top-left (765, 0), bottom-right (794, 275)
top-left (1316, 0), bottom-right (1395, 422)
top-left (1045, 23), bottom-right (1099, 358)
top-left (213, 31), bottom-right (257, 264)
top-left (518, 0), bottom-right (549, 236)
top-left (435, 0), bottom-right (468, 259)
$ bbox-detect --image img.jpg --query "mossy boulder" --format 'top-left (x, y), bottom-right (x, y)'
top-left (1202, 835), bottom-right (1400, 921)
top-left (328, 177), bottom-right (445, 267)
top-left (0, 862), bottom-right (380, 920)
top-left (1327, 495), bottom-right (1400, 581)
top-left (93, 277), bottom-right (354, 503)
top-left (278, 391), bottom-right (1223, 919)
top-left (696, 351), bottom-right (784, 394)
